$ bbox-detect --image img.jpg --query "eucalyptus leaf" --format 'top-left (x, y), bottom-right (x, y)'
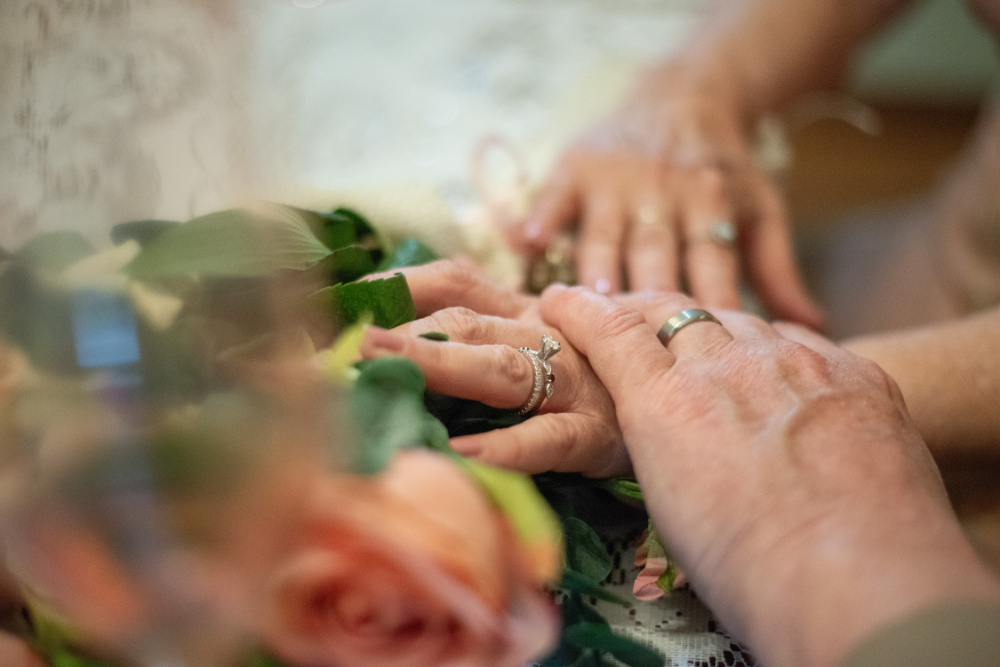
top-left (125, 207), bottom-right (331, 280)
top-left (377, 237), bottom-right (437, 271)
top-left (0, 264), bottom-right (79, 375)
top-left (17, 231), bottom-right (94, 273)
top-left (563, 622), bottom-right (664, 667)
top-left (351, 357), bottom-right (431, 474)
top-left (602, 478), bottom-right (644, 501)
top-left (559, 570), bottom-right (629, 606)
top-left (563, 516), bottom-right (613, 582)
top-left (317, 273), bottom-right (416, 329)
top-left (110, 219), bottom-right (180, 247)
top-left (420, 412), bottom-right (452, 453)
top-left (418, 331), bottom-right (449, 341)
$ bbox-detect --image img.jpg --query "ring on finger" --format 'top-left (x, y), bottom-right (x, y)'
top-left (635, 203), bottom-right (664, 227)
top-left (687, 219), bottom-right (737, 249)
top-left (517, 335), bottom-right (560, 415)
top-left (657, 308), bottom-right (723, 347)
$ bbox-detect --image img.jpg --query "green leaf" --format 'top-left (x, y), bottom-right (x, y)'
top-left (243, 651), bottom-right (295, 667)
top-left (563, 516), bottom-right (613, 582)
top-left (16, 231), bottom-right (94, 273)
top-left (110, 220), bottom-right (180, 247)
top-left (316, 316), bottom-right (372, 385)
top-left (602, 478), bottom-right (644, 501)
top-left (420, 412), bottom-right (452, 453)
top-left (350, 357), bottom-right (431, 474)
top-left (317, 273), bottom-right (417, 329)
top-left (377, 237), bottom-right (437, 271)
top-left (295, 207), bottom-right (383, 256)
top-left (418, 331), bottom-right (449, 341)
top-left (460, 459), bottom-right (562, 558)
top-left (0, 265), bottom-right (79, 375)
top-left (558, 570), bottom-right (629, 606)
top-left (328, 245), bottom-right (378, 283)
top-left (563, 623), bottom-right (664, 667)
top-left (125, 207), bottom-right (331, 280)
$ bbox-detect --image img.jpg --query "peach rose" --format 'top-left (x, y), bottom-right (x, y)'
top-left (259, 449), bottom-right (559, 667)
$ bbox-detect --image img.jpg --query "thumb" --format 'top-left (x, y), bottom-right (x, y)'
top-left (539, 285), bottom-right (674, 403)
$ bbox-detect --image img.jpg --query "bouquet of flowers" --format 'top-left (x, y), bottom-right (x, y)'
top-left (0, 203), bottom-right (673, 667)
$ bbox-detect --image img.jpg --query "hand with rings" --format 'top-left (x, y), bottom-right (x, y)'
top-left (359, 259), bottom-right (628, 478)
top-left (540, 284), bottom-right (1000, 667)
top-left (510, 64), bottom-right (824, 331)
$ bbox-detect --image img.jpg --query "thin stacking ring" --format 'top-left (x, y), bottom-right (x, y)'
top-left (517, 335), bottom-right (560, 415)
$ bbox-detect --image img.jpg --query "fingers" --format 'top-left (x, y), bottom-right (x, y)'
top-left (626, 188), bottom-right (680, 292)
top-left (680, 168), bottom-right (741, 310)
top-left (614, 291), bottom-right (735, 356)
top-left (744, 178), bottom-right (826, 331)
top-left (539, 285), bottom-right (672, 401)
top-left (451, 412), bottom-right (630, 477)
top-left (362, 326), bottom-right (536, 409)
top-left (575, 193), bottom-right (625, 294)
top-left (367, 258), bottom-right (528, 320)
top-left (521, 167), bottom-right (579, 252)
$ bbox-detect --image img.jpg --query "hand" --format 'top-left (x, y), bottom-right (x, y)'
top-left (514, 65), bottom-right (823, 330)
top-left (360, 259), bottom-right (628, 477)
top-left (539, 285), bottom-right (1000, 667)
top-left (0, 632), bottom-right (43, 667)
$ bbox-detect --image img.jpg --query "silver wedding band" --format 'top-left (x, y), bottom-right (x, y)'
top-left (517, 335), bottom-right (560, 415)
top-left (657, 308), bottom-right (723, 347)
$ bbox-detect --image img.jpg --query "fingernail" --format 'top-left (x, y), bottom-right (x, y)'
top-left (364, 326), bottom-right (406, 353)
top-left (450, 438), bottom-right (482, 457)
top-left (595, 278), bottom-right (611, 294)
top-left (524, 219), bottom-right (543, 240)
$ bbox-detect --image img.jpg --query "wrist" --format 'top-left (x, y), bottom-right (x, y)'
top-left (727, 504), bottom-right (1000, 667)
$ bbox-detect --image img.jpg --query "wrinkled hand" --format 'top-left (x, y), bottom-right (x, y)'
top-left (514, 66), bottom-right (823, 330)
top-left (360, 259), bottom-right (627, 477)
top-left (539, 285), bottom-right (1000, 667)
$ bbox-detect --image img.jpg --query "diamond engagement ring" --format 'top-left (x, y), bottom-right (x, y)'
top-left (656, 308), bottom-right (723, 347)
top-left (517, 335), bottom-right (560, 415)
top-left (689, 219), bottom-right (737, 249)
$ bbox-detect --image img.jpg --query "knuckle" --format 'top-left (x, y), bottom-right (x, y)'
top-left (856, 357), bottom-right (899, 396)
top-left (432, 307), bottom-right (490, 343)
top-left (439, 258), bottom-right (482, 294)
top-left (648, 156), bottom-right (673, 181)
top-left (597, 306), bottom-right (648, 341)
top-left (697, 167), bottom-right (728, 203)
top-left (499, 345), bottom-right (533, 387)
